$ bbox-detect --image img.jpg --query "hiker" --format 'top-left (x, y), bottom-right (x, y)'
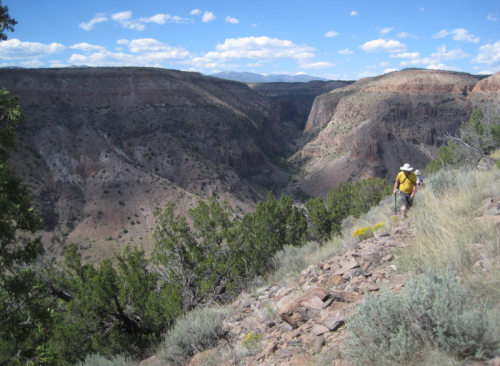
top-left (393, 163), bottom-right (417, 218)
top-left (415, 169), bottom-right (424, 191)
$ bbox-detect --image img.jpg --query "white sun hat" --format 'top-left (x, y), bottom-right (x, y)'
top-left (400, 163), bottom-right (413, 171)
top-left (415, 169), bottom-right (421, 175)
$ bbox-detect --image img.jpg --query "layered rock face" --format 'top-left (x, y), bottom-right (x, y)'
top-left (0, 67), bottom-right (296, 261)
top-left (1, 67), bottom-right (498, 261)
top-left (297, 69), bottom-right (498, 197)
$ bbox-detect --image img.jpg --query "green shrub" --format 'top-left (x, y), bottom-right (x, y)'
top-left (271, 241), bottom-right (320, 281)
top-left (160, 306), bottom-right (228, 365)
top-left (346, 271), bottom-right (499, 365)
top-left (76, 354), bottom-right (136, 366)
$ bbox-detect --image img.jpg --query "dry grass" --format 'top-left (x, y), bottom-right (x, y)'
top-left (400, 168), bottom-right (500, 276)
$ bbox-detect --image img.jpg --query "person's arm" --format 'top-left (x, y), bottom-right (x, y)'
top-left (393, 179), bottom-right (399, 195)
top-left (410, 184), bottom-right (416, 200)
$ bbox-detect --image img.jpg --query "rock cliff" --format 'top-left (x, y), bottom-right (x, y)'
top-left (295, 69), bottom-right (498, 197)
top-left (0, 67), bottom-right (298, 261)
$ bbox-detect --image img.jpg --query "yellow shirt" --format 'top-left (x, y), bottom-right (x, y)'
top-left (396, 171), bottom-right (417, 194)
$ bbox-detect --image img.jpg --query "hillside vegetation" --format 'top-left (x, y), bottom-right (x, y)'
top-left (143, 166), bottom-right (499, 366)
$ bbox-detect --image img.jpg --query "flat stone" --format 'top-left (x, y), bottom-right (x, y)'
top-left (324, 316), bottom-right (345, 331)
top-left (301, 333), bottom-right (324, 353)
top-left (311, 324), bottom-right (330, 335)
top-left (302, 296), bottom-right (324, 311)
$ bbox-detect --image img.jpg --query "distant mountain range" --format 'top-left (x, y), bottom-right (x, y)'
top-left (210, 71), bottom-right (327, 83)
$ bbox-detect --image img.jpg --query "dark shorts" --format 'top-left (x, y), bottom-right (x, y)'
top-left (399, 191), bottom-right (413, 208)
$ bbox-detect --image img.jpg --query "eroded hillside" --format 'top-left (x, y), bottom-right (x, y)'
top-left (0, 67), bottom-right (303, 261)
top-left (295, 69), bottom-right (499, 197)
top-left (1, 67), bottom-right (499, 263)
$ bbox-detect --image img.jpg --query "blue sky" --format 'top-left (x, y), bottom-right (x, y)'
top-left (1, 0), bottom-right (499, 80)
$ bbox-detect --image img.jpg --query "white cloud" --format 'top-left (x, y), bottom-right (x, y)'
top-left (384, 68), bottom-right (398, 74)
top-left (397, 45), bottom-right (467, 69)
top-left (0, 38), bottom-right (65, 60)
top-left (487, 13), bottom-right (497, 21)
top-left (300, 61), bottom-right (335, 69)
top-left (70, 42), bottom-right (106, 52)
top-left (338, 48), bottom-right (354, 55)
top-left (390, 52), bottom-right (420, 59)
top-left (203, 36), bottom-right (315, 61)
top-left (140, 14), bottom-right (190, 24)
top-left (48, 60), bottom-right (69, 68)
top-left (225, 16), bottom-right (239, 24)
top-left (433, 29), bottom-right (450, 39)
top-left (426, 64), bottom-right (459, 71)
top-left (360, 39), bottom-right (406, 53)
top-left (431, 45), bottom-right (467, 60)
top-left (325, 31), bottom-right (339, 38)
top-left (202, 11), bottom-right (216, 23)
top-left (433, 28), bottom-right (479, 43)
top-left (380, 27), bottom-right (393, 35)
top-left (190, 9), bottom-right (202, 15)
top-left (69, 38), bottom-right (191, 67)
top-left (477, 70), bottom-right (493, 75)
top-left (117, 38), bottom-right (190, 57)
top-left (400, 57), bottom-right (432, 67)
top-left (358, 70), bottom-right (377, 78)
top-left (474, 41), bottom-right (500, 68)
top-left (350, 10), bottom-right (358, 16)
top-left (79, 14), bottom-right (108, 31)
top-left (451, 28), bottom-right (479, 43)
top-left (398, 32), bottom-right (417, 39)
top-left (112, 11), bottom-right (145, 30)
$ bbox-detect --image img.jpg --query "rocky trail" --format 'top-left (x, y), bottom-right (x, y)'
top-left (186, 220), bottom-right (416, 366)
top-left (139, 194), bottom-right (500, 366)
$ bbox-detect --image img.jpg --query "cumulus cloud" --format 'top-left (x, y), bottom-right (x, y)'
top-left (79, 14), bottom-right (108, 31)
top-left (487, 13), bottom-right (497, 21)
top-left (384, 68), bottom-right (398, 74)
top-left (69, 38), bottom-right (191, 67)
top-left (380, 27), bottom-right (393, 35)
top-left (473, 41), bottom-right (500, 68)
top-left (433, 28), bottom-right (479, 42)
top-left (107, 11), bottom-right (190, 30)
top-left (190, 9), bottom-right (202, 15)
top-left (451, 28), bottom-right (479, 43)
top-left (202, 11), bottom-right (216, 23)
top-left (300, 61), bottom-right (335, 69)
top-left (390, 52), bottom-right (420, 59)
top-left (477, 69), bottom-right (493, 75)
top-left (203, 36), bottom-right (315, 61)
top-left (433, 29), bottom-right (450, 39)
top-left (360, 39), bottom-right (406, 53)
top-left (116, 38), bottom-right (190, 57)
top-left (325, 31), bottom-right (339, 38)
top-left (225, 16), bottom-right (239, 24)
top-left (397, 45), bottom-right (467, 69)
top-left (0, 38), bottom-right (65, 60)
top-left (338, 48), bottom-right (354, 55)
top-left (70, 42), bottom-right (106, 52)
top-left (426, 64), bottom-right (459, 71)
top-left (112, 11), bottom-right (145, 30)
top-left (431, 45), bottom-right (467, 60)
top-left (398, 32), bottom-right (417, 39)
top-left (350, 10), bottom-right (358, 16)
top-left (140, 13), bottom-right (190, 24)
